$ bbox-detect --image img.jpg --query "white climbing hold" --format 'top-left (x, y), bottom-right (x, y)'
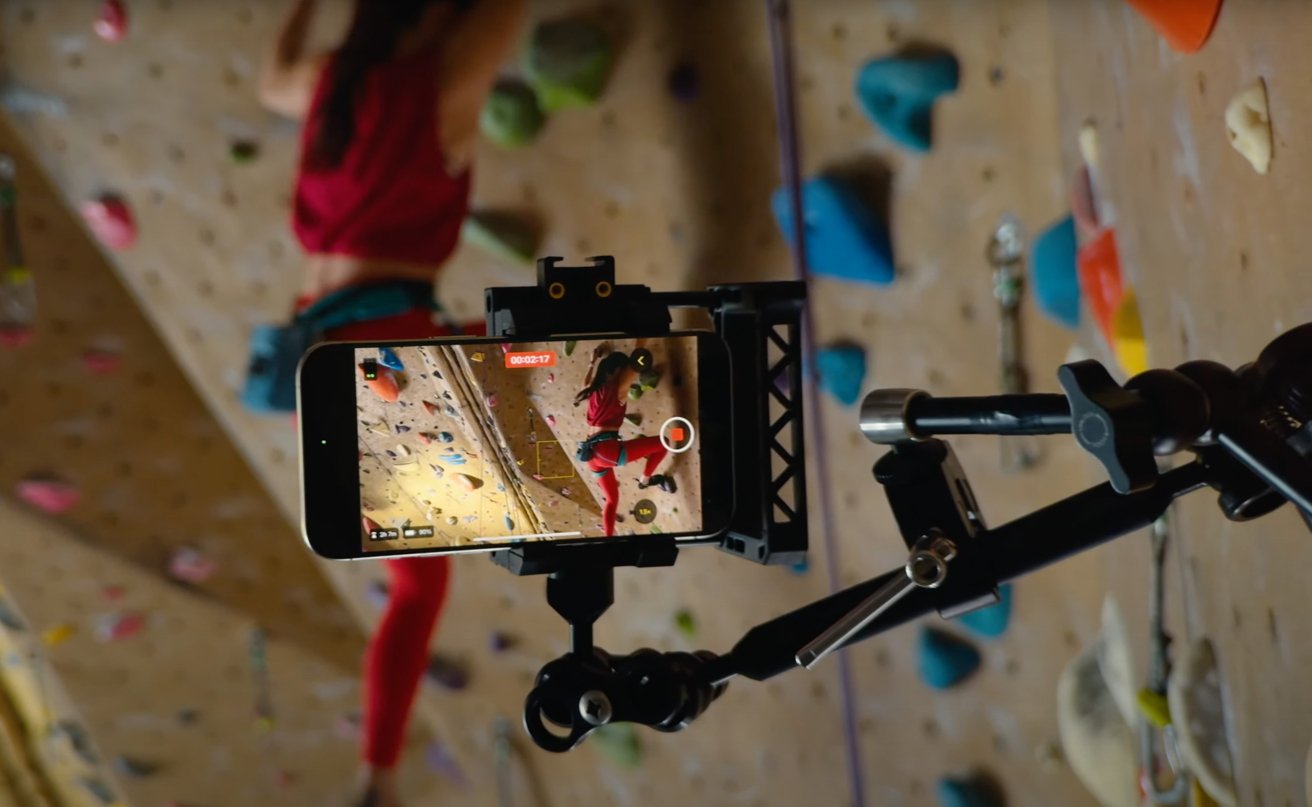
top-left (1224, 78), bottom-right (1272, 175)
top-left (1078, 118), bottom-right (1100, 170)
top-left (1094, 596), bottom-right (1138, 728)
top-left (1168, 638), bottom-right (1237, 807)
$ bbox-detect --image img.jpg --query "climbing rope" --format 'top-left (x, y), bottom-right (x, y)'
top-left (764, 3), bottom-right (866, 805)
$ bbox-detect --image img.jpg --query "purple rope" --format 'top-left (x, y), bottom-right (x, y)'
top-left (764, 3), bottom-right (866, 806)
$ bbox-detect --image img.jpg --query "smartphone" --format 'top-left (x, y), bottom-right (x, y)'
top-left (297, 332), bottom-right (734, 559)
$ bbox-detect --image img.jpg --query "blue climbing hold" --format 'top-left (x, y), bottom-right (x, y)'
top-left (1031, 215), bottom-right (1081, 329)
top-left (936, 775), bottom-right (1002, 807)
top-left (815, 343), bottom-right (867, 406)
top-left (855, 53), bottom-right (960, 153)
top-left (789, 557), bottom-right (810, 576)
top-left (955, 583), bottom-right (1013, 639)
top-left (378, 347), bottom-right (405, 372)
top-left (918, 627), bottom-right (981, 690)
top-left (772, 176), bottom-right (894, 286)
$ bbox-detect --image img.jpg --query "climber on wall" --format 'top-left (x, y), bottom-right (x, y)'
top-left (258, 0), bottom-right (525, 804)
top-left (574, 342), bottom-right (678, 537)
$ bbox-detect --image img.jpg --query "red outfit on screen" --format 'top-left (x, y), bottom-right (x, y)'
top-left (292, 45), bottom-right (478, 770)
top-left (584, 381), bottom-right (667, 536)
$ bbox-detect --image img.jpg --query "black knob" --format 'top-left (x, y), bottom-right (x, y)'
top-left (1057, 360), bottom-right (1158, 493)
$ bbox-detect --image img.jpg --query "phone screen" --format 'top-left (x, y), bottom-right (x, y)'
top-left (350, 335), bottom-right (710, 553)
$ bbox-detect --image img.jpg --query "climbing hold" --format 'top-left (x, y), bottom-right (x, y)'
top-left (42, 623), bottom-right (77, 646)
top-left (815, 343), bottom-right (867, 406)
top-left (362, 515), bottom-right (383, 536)
top-left (425, 741), bottom-right (469, 787)
top-left (564, 340), bottom-right (578, 357)
top-left (622, 413), bottom-right (640, 427)
top-left (545, 414), bottom-right (557, 427)
top-left (1136, 688), bottom-right (1171, 729)
top-left (1224, 78), bottom-right (1272, 175)
top-left (378, 347), bottom-right (404, 372)
top-left (455, 473), bottom-right (483, 491)
top-left (673, 609), bottom-right (697, 639)
top-left (96, 611), bottom-right (144, 641)
top-left (1071, 166), bottom-right (1099, 242)
top-left (1078, 119), bottom-right (1101, 171)
top-left (489, 631), bottom-right (517, 653)
top-left (462, 211), bottom-right (539, 264)
top-left (394, 424), bottom-right (410, 434)
top-left (94, 0), bottom-right (128, 42)
top-left (667, 60), bottom-right (699, 102)
top-left (360, 364), bottom-right (399, 402)
top-left (1110, 289), bottom-right (1147, 377)
top-left (112, 755), bottom-right (158, 778)
top-left (1077, 228), bottom-right (1125, 347)
top-left (176, 708), bottom-right (200, 726)
top-left (470, 351), bottom-right (486, 363)
top-left (772, 176), bottom-right (894, 286)
top-left (789, 557), bottom-right (810, 576)
top-left (423, 400), bottom-right (440, 416)
top-left (0, 600), bottom-right (24, 631)
top-left (935, 775), bottom-right (1003, 807)
top-left (77, 777), bottom-right (118, 805)
top-left (1031, 216), bottom-right (1081, 330)
top-left (16, 477), bottom-right (80, 514)
top-left (917, 627), bottom-right (981, 690)
top-left (591, 723), bottom-right (643, 767)
top-left (394, 443), bottom-right (412, 458)
top-left (81, 195), bottom-right (137, 250)
top-left (229, 139), bottom-right (259, 163)
top-left (168, 547), bottom-right (217, 584)
top-left (627, 385), bottom-right (643, 401)
top-left (503, 514), bottom-right (515, 531)
top-left (524, 18), bottom-right (615, 112)
top-left (81, 348), bottom-right (121, 375)
top-left (430, 463), bottom-right (445, 480)
top-left (855, 52), bottom-right (960, 153)
top-left (955, 583), bottom-right (1012, 639)
top-left (481, 79), bottom-right (546, 148)
top-left (426, 655), bottom-right (469, 691)
top-left (439, 453), bottom-right (467, 466)
top-left (1168, 639), bottom-right (1238, 807)
top-left (486, 392), bottom-right (499, 408)
top-left (547, 372), bottom-right (555, 383)
top-left (446, 515), bottom-right (459, 526)
top-left (367, 420), bottom-right (390, 437)
top-left (417, 432), bottom-right (435, 445)
top-left (437, 431), bottom-right (455, 443)
top-left (560, 486), bottom-right (572, 497)
top-left (1126, 0), bottom-right (1222, 54)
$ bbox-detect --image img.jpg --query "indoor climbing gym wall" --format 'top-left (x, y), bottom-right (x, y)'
top-left (1, 0), bottom-right (1309, 806)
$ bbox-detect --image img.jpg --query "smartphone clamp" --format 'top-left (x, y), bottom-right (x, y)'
top-left (482, 256), bottom-right (807, 750)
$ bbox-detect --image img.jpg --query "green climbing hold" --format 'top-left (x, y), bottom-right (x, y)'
top-left (565, 340), bottom-right (578, 357)
top-left (674, 609), bottom-right (696, 639)
top-left (462, 211), bottom-right (539, 265)
top-left (627, 384), bottom-right (643, 401)
top-left (524, 19), bottom-right (614, 112)
top-left (229, 139), bottom-right (259, 163)
top-left (591, 723), bottom-right (642, 767)
top-left (480, 78), bottom-right (545, 148)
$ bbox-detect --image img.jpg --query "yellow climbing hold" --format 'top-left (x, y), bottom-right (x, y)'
top-left (1192, 778), bottom-right (1221, 807)
top-left (42, 623), bottom-right (76, 646)
top-left (1111, 289), bottom-right (1147, 376)
top-left (1224, 78), bottom-right (1272, 175)
top-left (1135, 687), bottom-right (1171, 728)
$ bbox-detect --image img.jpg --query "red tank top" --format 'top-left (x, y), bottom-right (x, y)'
top-left (587, 382), bottom-right (628, 430)
top-left (293, 48), bottom-right (471, 265)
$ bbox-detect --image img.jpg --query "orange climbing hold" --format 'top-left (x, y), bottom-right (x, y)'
top-left (359, 363), bottom-right (399, 402)
top-left (1125, 0), bottom-right (1223, 54)
top-left (1077, 228), bottom-right (1125, 346)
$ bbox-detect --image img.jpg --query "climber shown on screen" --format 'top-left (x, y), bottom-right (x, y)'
top-left (574, 341), bottom-right (678, 537)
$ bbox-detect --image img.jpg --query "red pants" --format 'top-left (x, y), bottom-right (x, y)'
top-left (586, 436), bottom-right (668, 536)
top-left (309, 298), bottom-right (484, 769)
top-left (363, 555), bottom-right (450, 768)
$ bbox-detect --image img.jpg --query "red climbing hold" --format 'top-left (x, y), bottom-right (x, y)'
top-left (362, 515), bottom-right (383, 536)
top-left (81, 348), bottom-right (121, 375)
top-left (0, 327), bottom-right (33, 349)
top-left (359, 364), bottom-right (399, 402)
top-left (81, 195), bottom-right (137, 250)
top-left (94, 0), bottom-right (128, 42)
top-left (422, 400), bottom-right (440, 416)
top-left (1125, 0), bottom-right (1222, 54)
top-left (16, 478), bottom-right (80, 514)
top-left (1077, 229), bottom-right (1125, 346)
top-left (96, 611), bottom-right (144, 642)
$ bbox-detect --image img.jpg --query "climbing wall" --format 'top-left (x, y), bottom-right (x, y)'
top-left (1048, 3), bottom-right (1312, 804)
top-left (0, 0), bottom-right (1238, 805)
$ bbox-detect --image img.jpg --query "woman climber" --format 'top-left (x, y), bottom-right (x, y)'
top-left (258, 0), bottom-right (525, 804)
top-left (574, 342), bottom-right (678, 537)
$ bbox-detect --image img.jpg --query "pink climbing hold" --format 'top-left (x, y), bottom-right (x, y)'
top-left (423, 400), bottom-right (440, 416)
top-left (545, 414), bottom-right (557, 427)
top-left (486, 392), bottom-right (499, 408)
top-left (94, 0), bottom-right (128, 42)
top-left (16, 477), bottom-right (80, 514)
top-left (547, 372), bottom-right (555, 383)
top-left (96, 611), bottom-right (144, 642)
top-left (81, 195), bottom-right (137, 250)
top-left (168, 548), bottom-right (217, 584)
top-left (81, 348), bottom-right (121, 375)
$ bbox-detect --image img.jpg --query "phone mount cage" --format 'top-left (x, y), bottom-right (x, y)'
top-left (483, 257), bottom-right (1312, 754)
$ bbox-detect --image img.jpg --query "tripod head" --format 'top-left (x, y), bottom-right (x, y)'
top-left (481, 262), bottom-right (1312, 753)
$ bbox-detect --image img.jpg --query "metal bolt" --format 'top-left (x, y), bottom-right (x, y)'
top-left (579, 691), bottom-right (613, 726)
